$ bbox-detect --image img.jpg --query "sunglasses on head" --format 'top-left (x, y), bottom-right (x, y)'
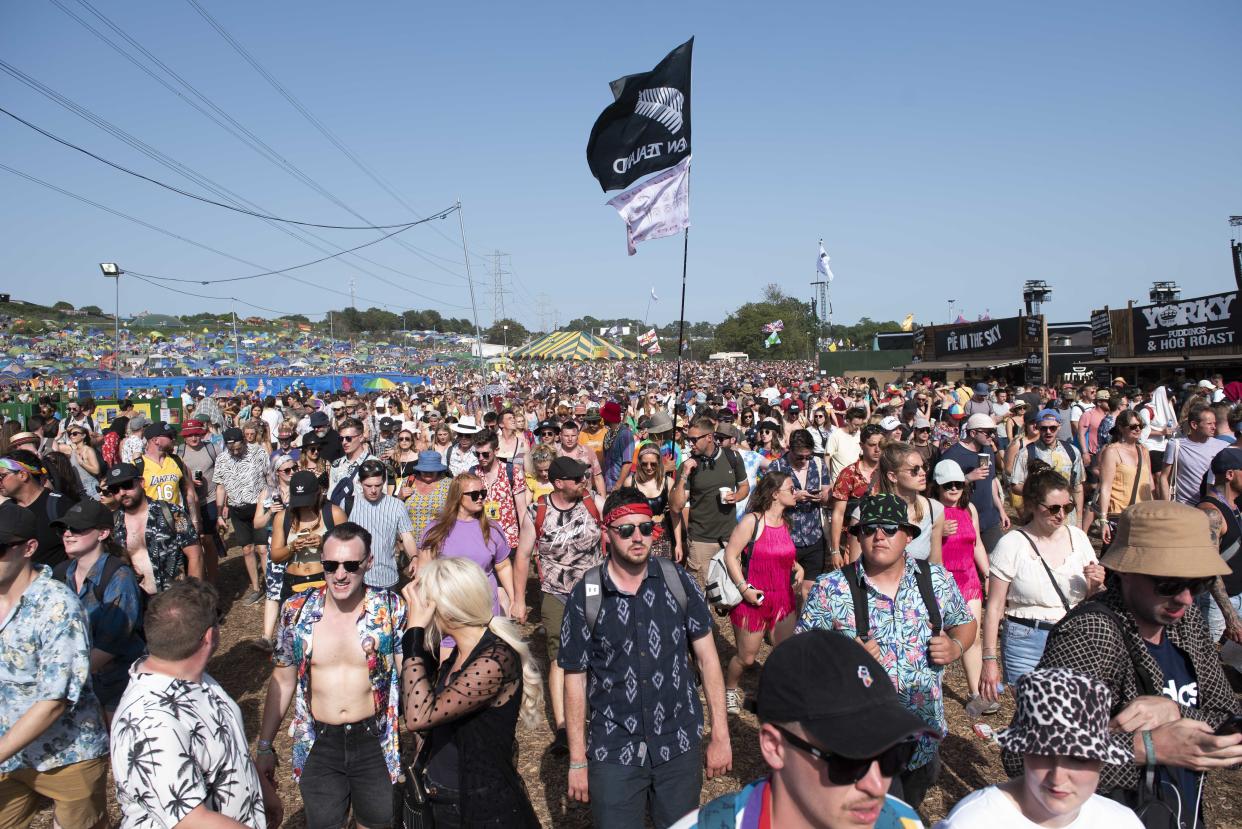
top-left (1040, 503), bottom-right (1070, 516)
top-left (104, 480), bottom-right (138, 494)
top-left (771, 725), bottom-right (917, 786)
top-left (462, 490), bottom-right (486, 501)
top-left (321, 559), bottom-right (365, 574)
top-left (609, 521), bottom-right (655, 539)
top-left (1151, 576), bottom-right (1214, 597)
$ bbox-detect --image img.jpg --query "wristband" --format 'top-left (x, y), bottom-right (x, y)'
top-left (569, 761), bottom-right (589, 770)
top-left (1141, 730), bottom-right (1155, 769)
top-left (255, 746), bottom-right (275, 756)
top-left (981, 655), bottom-right (999, 662)
top-left (256, 739), bottom-right (273, 750)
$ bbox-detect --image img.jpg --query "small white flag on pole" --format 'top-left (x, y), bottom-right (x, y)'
top-left (607, 156), bottom-right (691, 255)
top-left (650, 287), bottom-right (659, 301)
top-left (817, 239), bottom-right (835, 284)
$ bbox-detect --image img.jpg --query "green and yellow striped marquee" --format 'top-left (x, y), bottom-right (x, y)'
top-left (509, 330), bottom-right (639, 360)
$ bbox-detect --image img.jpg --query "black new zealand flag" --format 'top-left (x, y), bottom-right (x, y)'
top-left (586, 38), bottom-right (693, 192)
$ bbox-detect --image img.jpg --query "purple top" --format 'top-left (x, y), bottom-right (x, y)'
top-left (419, 519), bottom-right (510, 615)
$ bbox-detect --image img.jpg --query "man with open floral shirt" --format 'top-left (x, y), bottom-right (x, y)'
top-left (255, 523), bottom-right (406, 829)
top-left (797, 493), bottom-right (975, 810)
top-left (0, 502), bottom-right (110, 829)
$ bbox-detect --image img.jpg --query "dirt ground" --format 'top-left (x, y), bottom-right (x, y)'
top-left (28, 553), bottom-right (1242, 828)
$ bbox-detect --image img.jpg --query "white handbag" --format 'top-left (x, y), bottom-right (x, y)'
top-left (704, 516), bottom-right (764, 611)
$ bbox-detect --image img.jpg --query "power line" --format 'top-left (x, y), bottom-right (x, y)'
top-left (0, 59), bottom-right (461, 291)
top-left (0, 105), bottom-right (427, 230)
top-left (59, 0), bottom-right (472, 279)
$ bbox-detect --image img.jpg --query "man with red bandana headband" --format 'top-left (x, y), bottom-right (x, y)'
top-left (559, 487), bottom-right (731, 829)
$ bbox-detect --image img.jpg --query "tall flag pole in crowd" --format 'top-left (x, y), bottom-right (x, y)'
top-left (587, 36), bottom-right (693, 388)
top-left (817, 239), bottom-right (835, 348)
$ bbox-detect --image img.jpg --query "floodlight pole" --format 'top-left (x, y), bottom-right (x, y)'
top-left (100, 263), bottom-right (123, 400)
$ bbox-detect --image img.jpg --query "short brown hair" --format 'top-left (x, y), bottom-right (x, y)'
top-left (144, 579), bottom-right (219, 660)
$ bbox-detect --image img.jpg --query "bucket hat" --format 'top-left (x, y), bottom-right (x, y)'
top-left (997, 668), bottom-right (1132, 764)
top-left (1101, 501), bottom-right (1229, 578)
top-left (411, 450), bottom-right (448, 474)
top-left (851, 493), bottom-right (920, 539)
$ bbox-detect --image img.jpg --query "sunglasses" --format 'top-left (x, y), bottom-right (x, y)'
top-left (1151, 576), bottom-right (1214, 598)
top-left (772, 725), bottom-right (916, 785)
top-left (538, 430), bottom-right (557, 437)
top-left (1040, 503), bottom-right (1070, 516)
top-left (398, 436), bottom-right (413, 442)
top-left (321, 559), bottom-right (365, 574)
top-left (860, 523), bottom-right (901, 537)
top-left (1039, 425), bottom-right (1060, 432)
top-left (476, 451), bottom-right (494, 459)
top-left (341, 434), bottom-right (361, 442)
top-left (904, 465), bottom-right (925, 475)
top-left (941, 481), bottom-right (965, 490)
top-left (462, 490), bottom-right (486, 501)
top-left (304, 446), bottom-right (320, 452)
top-left (59, 525), bottom-right (99, 537)
top-left (279, 467), bottom-right (295, 475)
top-left (104, 480), bottom-right (138, 495)
top-left (609, 521), bottom-right (655, 539)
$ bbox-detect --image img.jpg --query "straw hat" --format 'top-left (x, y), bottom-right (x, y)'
top-left (1101, 501), bottom-right (1229, 578)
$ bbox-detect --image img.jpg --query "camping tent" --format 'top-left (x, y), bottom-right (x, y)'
top-left (509, 330), bottom-right (639, 360)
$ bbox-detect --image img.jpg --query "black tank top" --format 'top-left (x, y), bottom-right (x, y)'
top-left (1202, 493), bottom-right (1242, 596)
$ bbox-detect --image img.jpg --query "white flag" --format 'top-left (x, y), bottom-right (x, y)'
top-left (818, 240), bottom-right (835, 284)
top-left (607, 156), bottom-right (691, 255)
top-left (650, 287), bottom-right (659, 301)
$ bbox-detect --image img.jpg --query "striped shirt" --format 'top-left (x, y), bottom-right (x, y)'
top-left (213, 447), bottom-right (270, 507)
top-left (349, 494), bottom-right (413, 589)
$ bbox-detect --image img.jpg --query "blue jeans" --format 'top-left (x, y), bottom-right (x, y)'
top-left (588, 746), bottom-right (702, 829)
top-left (1002, 618), bottom-right (1051, 685)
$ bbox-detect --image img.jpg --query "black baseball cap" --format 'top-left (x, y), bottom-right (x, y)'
top-left (104, 462), bottom-right (142, 487)
top-left (549, 456), bottom-right (589, 481)
top-left (301, 432), bottom-right (322, 448)
top-left (143, 421), bottom-right (176, 441)
top-left (288, 471), bottom-right (320, 508)
top-left (536, 419), bottom-right (560, 434)
top-left (379, 417), bottom-right (396, 431)
top-left (51, 499), bottom-right (114, 533)
top-left (309, 411), bottom-right (330, 427)
top-left (0, 501), bottom-right (37, 544)
top-left (223, 427), bottom-right (245, 443)
top-left (754, 630), bottom-right (932, 758)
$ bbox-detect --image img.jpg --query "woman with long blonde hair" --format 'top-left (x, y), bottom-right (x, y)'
top-left (401, 557), bottom-right (542, 828)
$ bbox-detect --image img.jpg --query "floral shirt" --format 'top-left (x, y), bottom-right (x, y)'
top-left (112, 664), bottom-right (265, 829)
top-left (829, 460), bottom-right (875, 505)
top-left (796, 557), bottom-right (973, 770)
top-left (471, 462), bottom-right (525, 549)
top-left (113, 500), bottom-right (198, 593)
top-left (273, 586), bottom-right (407, 783)
top-left (0, 566), bottom-right (108, 773)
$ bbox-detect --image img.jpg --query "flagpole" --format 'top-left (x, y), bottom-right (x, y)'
top-left (674, 228), bottom-right (689, 405)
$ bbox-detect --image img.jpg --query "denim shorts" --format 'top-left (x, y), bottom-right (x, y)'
top-left (299, 716), bottom-right (393, 829)
top-left (1001, 617), bottom-right (1051, 685)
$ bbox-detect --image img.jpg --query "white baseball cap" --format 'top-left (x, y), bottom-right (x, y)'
top-left (879, 416), bottom-right (902, 432)
top-left (964, 413), bottom-right (997, 431)
top-left (933, 459), bottom-right (966, 485)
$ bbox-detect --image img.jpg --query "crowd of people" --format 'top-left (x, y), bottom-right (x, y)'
top-left (2, 366), bottom-right (1242, 829)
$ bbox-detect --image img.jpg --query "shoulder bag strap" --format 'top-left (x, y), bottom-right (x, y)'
top-left (1126, 446), bottom-right (1144, 509)
top-left (1016, 529), bottom-right (1072, 612)
top-left (914, 559), bottom-right (943, 636)
top-left (842, 562), bottom-right (871, 640)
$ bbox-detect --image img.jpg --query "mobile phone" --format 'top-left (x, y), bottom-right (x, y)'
top-left (807, 488), bottom-right (821, 495)
top-left (754, 590), bottom-right (765, 605)
top-left (1215, 715), bottom-right (1242, 736)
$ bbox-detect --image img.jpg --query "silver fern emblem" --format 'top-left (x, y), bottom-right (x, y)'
top-left (634, 88), bottom-right (684, 135)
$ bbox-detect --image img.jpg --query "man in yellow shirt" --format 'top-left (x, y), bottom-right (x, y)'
top-left (140, 422), bottom-right (200, 532)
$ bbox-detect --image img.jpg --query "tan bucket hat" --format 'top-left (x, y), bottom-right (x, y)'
top-left (1101, 501), bottom-right (1229, 578)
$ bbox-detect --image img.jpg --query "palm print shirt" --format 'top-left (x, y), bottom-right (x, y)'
top-left (0, 567), bottom-right (108, 773)
top-left (273, 586), bottom-right (407, 782)
top-left (111, 664), bottom-right (265, 829)
top-left (112, 500), bottom-right (198, 593)
top-left (558, 559), bottom-right (713, 767)
top-left (796, 557), bottom-right (973, 770)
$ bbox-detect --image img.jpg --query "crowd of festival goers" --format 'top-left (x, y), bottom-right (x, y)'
top-left (2, 370), bottom-right (1242, 829)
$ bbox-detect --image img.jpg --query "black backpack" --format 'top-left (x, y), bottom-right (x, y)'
top-left (581, 557), bottom-right (689, 634)
top-left (842, 558), bottom-right (942, 639)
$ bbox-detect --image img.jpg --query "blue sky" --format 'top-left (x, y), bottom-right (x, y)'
top-left (3, 1), bottom-right (1240, 331)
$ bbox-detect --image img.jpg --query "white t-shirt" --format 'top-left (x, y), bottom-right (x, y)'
top-left (934, 784), bottom-right (1142, 828)
top-left (990, 526), bottom-right (1097, 624)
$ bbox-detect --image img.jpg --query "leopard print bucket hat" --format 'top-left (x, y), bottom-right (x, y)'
top-left (996, 668), bottom-right (1133, 764)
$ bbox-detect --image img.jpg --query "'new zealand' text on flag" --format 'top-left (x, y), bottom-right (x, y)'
top-left (586, 38), bottom-right (693, 192)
